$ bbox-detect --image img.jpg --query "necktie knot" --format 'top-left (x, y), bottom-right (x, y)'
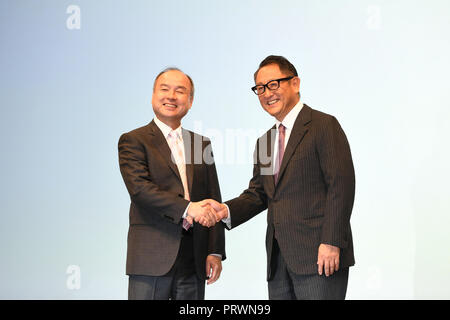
top-left (168, 130), bottom-right (180, 141)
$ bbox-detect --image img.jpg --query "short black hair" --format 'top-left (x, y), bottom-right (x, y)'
top-left (254, 55), bottom-right (298, 81)
top-left (153, 67), bottom-right (195, 100)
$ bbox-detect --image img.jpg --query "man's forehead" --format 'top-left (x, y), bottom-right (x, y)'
top-left (157, 70), bottom-right (190, 85)
top-left (255, 64), bottom-right (285, 84)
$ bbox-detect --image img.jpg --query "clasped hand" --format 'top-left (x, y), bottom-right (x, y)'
top-left (186, 199), bottom-right (228, 227)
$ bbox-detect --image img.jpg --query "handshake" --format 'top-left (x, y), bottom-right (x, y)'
top-left (186, 199), bottom-right (229, 227)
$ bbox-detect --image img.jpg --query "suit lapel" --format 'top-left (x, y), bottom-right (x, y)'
top-left (182, 129), bottom-right (194, 195)
top-left (148, 120), bottom-right (182, 182)
top-left (269, 125), bottom-right (276, 185)
top-left (258, 125), bottom-right (276, 198)
top-left (276, 105), bottom-right (312, 185)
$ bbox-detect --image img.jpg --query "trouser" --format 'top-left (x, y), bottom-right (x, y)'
top-left (128, 229), bottom-right (205, 300)
top-left (268, 239), bottom-right (349, 300)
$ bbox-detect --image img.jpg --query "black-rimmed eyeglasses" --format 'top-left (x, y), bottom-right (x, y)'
top-left (251, 76), bottom-right (294, 95)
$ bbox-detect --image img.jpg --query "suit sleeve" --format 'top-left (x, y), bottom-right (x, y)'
top-left (225, 139), bottom-right (268, 229)
top-left (118, 132), bottom-right (189, 224)
top-left (317, 116), bottom-right (355, 249)
top-left (204, 140), bottom-right (226, 260)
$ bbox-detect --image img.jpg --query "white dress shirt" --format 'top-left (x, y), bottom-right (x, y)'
top-left (272, 101), bottom-right (303, 174)
top-left (154, 116), bottom-right (186, 159)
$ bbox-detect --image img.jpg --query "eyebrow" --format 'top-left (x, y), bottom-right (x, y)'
top-left (255, 79), bottom-right (275, 86)
top-left (159, 84), bottom-right (188, 91)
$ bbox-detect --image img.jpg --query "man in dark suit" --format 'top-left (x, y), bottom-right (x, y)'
top-left (118, 67), bottom-right (225, 300)
top-left (205, 55), bottom-right (355, 300)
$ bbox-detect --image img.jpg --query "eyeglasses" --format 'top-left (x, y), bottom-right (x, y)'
top-left (251, 76), bottom-right (294, 95)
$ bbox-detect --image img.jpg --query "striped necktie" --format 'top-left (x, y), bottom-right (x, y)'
top-left (167, 130), bottom-right (191, 230)
top-left (274, 124), bottom-right (286, 184)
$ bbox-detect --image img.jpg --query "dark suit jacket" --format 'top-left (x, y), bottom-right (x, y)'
top-left (118, 120), bottom-right (225, 279)
top-left (226, 104), bottom-right (355, 279)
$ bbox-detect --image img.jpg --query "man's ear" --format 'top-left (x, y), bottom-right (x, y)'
top-left (293, 76), bottom-right (301, 93)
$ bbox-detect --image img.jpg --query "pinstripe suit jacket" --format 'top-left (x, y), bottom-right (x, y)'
top-left (226, 104), bottom-right (355, 279)
top-left (118, 120), bottom-right (225, 279)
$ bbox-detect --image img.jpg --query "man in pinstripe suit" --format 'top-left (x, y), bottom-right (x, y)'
top-left (205, 55), bottom-right (355, 299)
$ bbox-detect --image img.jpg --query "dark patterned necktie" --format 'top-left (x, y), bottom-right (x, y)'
top-left (274, 124), bottom-right (286, 184)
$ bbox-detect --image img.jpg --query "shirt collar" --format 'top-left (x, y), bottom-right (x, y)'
top-left (275, 100), bottom-right (304, 130)
top-left (153, 116), bottom-right (182, 139)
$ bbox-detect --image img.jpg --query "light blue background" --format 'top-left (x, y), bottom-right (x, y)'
top-left (1, 0), bottom-right (449, 299)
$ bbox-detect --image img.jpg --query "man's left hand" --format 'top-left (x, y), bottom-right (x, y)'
top-left (317, 244), bottom-right (340, 277)
top-left (205, 255), bottom-right (222, 285)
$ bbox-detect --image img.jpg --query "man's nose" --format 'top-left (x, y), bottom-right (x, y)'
top-left (167, 90), bottom-right (177, 100)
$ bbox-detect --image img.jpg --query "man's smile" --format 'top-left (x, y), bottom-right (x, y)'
top-left (163, 103), bottom-right (178, 108)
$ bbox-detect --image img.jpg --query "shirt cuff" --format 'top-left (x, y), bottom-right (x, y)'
top-left (182, 202), bottom-right (191, 219)
top-left (222, 204), bottom-right (231, 229)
